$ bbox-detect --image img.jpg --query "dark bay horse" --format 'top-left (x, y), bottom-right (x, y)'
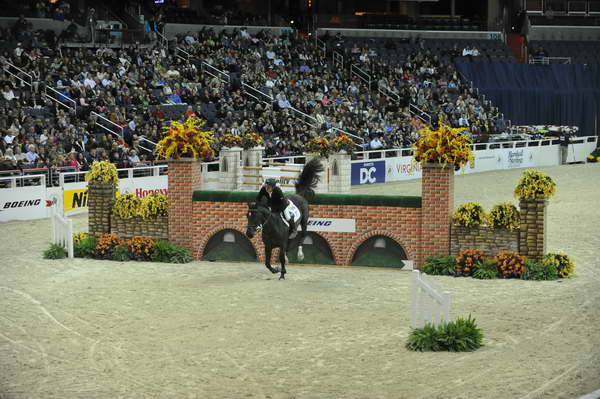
top-left (245, 158), bottom-right (324, 280)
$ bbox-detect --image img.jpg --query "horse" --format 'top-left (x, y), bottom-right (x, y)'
top-left (245, 158), bottom-right (324, 280)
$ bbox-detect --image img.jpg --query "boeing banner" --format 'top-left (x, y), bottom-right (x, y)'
top-left (351, 161), bottom-right (386, 185)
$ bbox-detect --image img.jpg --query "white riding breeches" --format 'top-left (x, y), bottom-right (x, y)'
top-left (284, 202), bottom-right (301, 225)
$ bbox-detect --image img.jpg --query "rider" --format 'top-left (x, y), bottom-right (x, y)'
top-left (256, 178), bottom-right (299, 238)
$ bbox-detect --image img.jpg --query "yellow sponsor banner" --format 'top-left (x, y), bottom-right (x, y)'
top-left (63, 188), bottom-right (88, 213)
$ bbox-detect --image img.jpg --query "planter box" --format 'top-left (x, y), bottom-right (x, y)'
top-left (111, 215), bottom-right (169, 241)
top-left (451, 225), bottom-right (519, 256)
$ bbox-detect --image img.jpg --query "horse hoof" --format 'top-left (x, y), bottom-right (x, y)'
top-left (279, 275), bottom-right (285, 280)
top-left (271, 267), bottom-right (281, 274)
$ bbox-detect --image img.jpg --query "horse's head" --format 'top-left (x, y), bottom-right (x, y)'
top-left (246, 202), bottom-right (270, 239)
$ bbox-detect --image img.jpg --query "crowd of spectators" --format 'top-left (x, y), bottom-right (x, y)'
top-left (0, 13), bottom-right (510, 179)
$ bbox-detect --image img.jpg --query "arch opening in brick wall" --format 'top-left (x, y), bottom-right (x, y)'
top-left (351, 235), bottom-right (408, 268)
top-left (287, 232), bottom-right (335, 265)
top-left (202, 229), bottom-right (258, 262)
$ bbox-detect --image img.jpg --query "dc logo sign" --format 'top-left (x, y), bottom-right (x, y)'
top-left (351, 161), bottom-right (386, 185)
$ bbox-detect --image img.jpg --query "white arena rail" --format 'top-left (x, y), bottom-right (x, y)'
top-left (410, 270), bottom-right (451, 329)
top-left (51, 206), bottom-right (73, 258)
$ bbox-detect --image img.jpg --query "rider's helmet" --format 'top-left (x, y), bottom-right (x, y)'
top-left (265, 178), bottom-right (277, 188)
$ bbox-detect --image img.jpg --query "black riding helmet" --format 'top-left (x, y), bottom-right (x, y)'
top-left (265, 178), bottom-right (277, 187)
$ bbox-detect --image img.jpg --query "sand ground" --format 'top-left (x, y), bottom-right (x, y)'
top-left (0, 164), bottom-right (599, 399)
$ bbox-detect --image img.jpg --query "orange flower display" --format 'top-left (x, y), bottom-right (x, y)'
top-left (413, 123), bottom-right (474, 168)
top-left (155, 117), bottom-right (215, 160)
top-left (455, 249), bottom-right (485, 277)
top-left (331, 133), bottom-right (356, 155)
top-left (240, 133), bottom-right (264, 150)
top-left (495, 250), bottom-right (527, 278)
top-left (307, 137), bottom-right (332, 158)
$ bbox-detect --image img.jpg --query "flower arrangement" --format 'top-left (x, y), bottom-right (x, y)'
top-left (487, 202), bottom-right (520, 231)
top-left (113, 193), bottom-right (143, 219)
top-left (542, 252), bottom-right (575, 278)
top-left (240, 133), bottom-right (264, 150)
top-left (128, 236), bottom-right (156, 261)
top-left (138, 193), bottom-right (169, 219)
top-left (331, 133), bottom-right (356, 155)
top-left (307, 137), bottom-right (332, 158)
top-left (495, 250), bottom-right (527, 278)
top-left (514, 169), bottom-right (556, 200)
top-left (453, 202), bottom-right (486, 228)
top-left (455, 249), bottom-right (485, 277)
top-left (155, 117), bottom-right (215, 160)
top-left (94, 233), bottom-right (126, 259)
top-left (220, 133), bottom-right (242, 148)
top-left (85, 160), bottom-right (119, 184)
top-left (113, 193), bottom-right (168, 219)
top-left (413, 123), bottom-right (474, 168)
top-left (73, 232), bottom-right (89, 245)
top-left (586, 147), bottom-right (600, 163)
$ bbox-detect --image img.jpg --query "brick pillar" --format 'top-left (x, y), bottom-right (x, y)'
top-left (518, 197), bottom-right (547, 262)
top-left (329, 151), bottom-right (351, 194)
top-left (88, 182), bottom-right (117, 237)
top-left (420, 163), bottom-right (454, 269)
top-left (168, 159), bottom-right (202, 254)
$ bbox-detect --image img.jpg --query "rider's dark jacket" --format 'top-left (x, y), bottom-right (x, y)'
top-left (256, 185), bottom-right (287, 212)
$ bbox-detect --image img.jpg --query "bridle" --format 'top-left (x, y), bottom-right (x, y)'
top-left (248, 206), bottom-right (271, 233)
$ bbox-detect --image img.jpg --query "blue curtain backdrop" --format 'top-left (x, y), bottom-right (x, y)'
top-left (455, 63), bottom-right (600, 136)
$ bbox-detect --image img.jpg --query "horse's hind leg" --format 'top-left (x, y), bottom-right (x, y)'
top-left (279, 248), bottom-right (287, 280)
top-left (265, 246), bottom-right (280, 274)
top-left (297, 217), bottom-right (308, 262)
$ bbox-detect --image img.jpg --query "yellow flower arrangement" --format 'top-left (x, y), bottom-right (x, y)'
top-left (307, 137), bottom-right (332, 158)
top-left (331, 134), bottom-right (356, 155)
top-left (138, 193), bottom-right (169, 219)
top-left (112, 193), bottom-right (142, 219)
top-left (453, 202), bottom-right (486, 228)
top-left (72, 232), bottom-right (89, 245)
top-left (542, 252), bottom-right (575, 278)
top-left (112, 193), bottom-right (168, 219)
top-left (220, 133), bottom-right (242, 148)
top-left (85, 160), bottom-right (119, 184)
top-left (487, 202), bottom-right (520, 231)
top-left (155, 117), bottom-right (215, 160)
top-left (413, 123), bottom-right (474, 168)
top-left (514, 169), bottom-right (556, 200)
top-left (240, 133), bottom-right (265, 150)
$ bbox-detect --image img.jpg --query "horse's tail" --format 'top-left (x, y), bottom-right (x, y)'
top-left (295, 158), bottom-right (324, 200)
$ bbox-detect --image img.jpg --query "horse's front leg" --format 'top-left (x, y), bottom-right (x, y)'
top-left (264, 246), bottom-right (280, 274)
top-left (278, 246), bottom-right (287, 280)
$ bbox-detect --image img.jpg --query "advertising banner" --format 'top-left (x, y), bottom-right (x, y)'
top-left (384, 158), bottom-right (422, 182)
top-left (307, 218), bottom-right (356, 233)
top-left (62, 176), bottom-right (169, 215)
top-left (351, 161), bottom-right (386, 185)
top-left (261, 166), bottom-right (303, 192)
top-left (0, 185), bottom-right (47, 222)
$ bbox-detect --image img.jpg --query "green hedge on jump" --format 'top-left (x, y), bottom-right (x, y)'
top-left (192, 191), bottom-right (422, 208)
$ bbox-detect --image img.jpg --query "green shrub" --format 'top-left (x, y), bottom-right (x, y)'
top-left (151, 240), bottom-right (193, 263)
top-left (406, 315), bottom-right (483, 352)
top-left (422, 254), bottom-right (456, 276)
top-left (169, 247), bottom-right (193, 264)
top-left (473, 259), bottom-right (498, 280)
top-left (110, 245), bottom-right (132, 262)
top-left (521, 259), bottom-right (558, 280)
top-left (74, 236), bottom-right (98, 258)
top-left (43, 243), bottom-right (68, 259)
